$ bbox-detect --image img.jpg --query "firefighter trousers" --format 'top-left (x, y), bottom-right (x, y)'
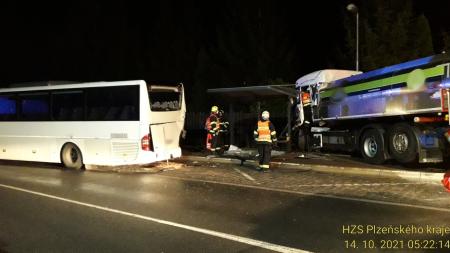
top-left (257, 143), bottom-right (272, 169)
top-left (206, 133), bottom-right (219, 152)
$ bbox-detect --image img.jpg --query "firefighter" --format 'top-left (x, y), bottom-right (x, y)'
top-left (295, 86), bottom-right (312, 157)
top-left (205, 106), bottom-right (220, 153)
top-left (254, 111), bottom-right (277, 171)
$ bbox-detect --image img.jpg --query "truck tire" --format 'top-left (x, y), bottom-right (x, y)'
top-left (388, 123), bottom-right (418, 164)
top-left (61, 143), bottom-right (84, 170)
top-left (360, 128), bottom-right (386, 164)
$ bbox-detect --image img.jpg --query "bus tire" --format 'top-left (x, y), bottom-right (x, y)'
top-left (388, 123), bottom-right (418, 164)
top-left (360, 128), bottom-right (386, 164)
top-left (61, 143), bottom-right (84, 170)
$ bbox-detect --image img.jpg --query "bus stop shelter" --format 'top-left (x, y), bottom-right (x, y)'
top-left (207, 84), bottom-right (297, 151)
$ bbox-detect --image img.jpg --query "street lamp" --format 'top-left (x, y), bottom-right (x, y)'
top-left (347, 3), bottom-right (359, 71)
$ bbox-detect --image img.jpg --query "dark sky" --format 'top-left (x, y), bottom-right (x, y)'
top-left (0, 1), bottom-right (449, 88)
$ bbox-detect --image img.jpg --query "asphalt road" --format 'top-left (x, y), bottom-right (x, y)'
top-left (0, 163), bottom-right (449, 253)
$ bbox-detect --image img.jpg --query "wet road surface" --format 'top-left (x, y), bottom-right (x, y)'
top-left (0, 163), bottom-right (449, 253)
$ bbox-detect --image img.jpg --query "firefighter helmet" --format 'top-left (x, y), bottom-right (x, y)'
top-left (261, 111), bottom-right (270, 120)
top-left (211, 106), bottom-right (219, 113)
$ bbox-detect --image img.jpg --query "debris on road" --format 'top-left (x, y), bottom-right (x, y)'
top-left (86, 161), bottom-right (185, 173)
top-left (221, 145), bottom-right (285, 165)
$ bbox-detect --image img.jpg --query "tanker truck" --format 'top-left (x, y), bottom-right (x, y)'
top-left (295, 54), bottom-right (450, 164)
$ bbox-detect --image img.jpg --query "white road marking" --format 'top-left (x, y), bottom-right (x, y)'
top-left (156, 175), bottom-right (450, 213)
top-left (233, 168), bottom-right (256, 182)
top-left (293, 182), bottom-right (425, 187)
top-left (0, 183), bottom-right (311, 253)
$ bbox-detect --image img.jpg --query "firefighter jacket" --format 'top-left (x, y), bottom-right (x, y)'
top-left (254, 120), bottom-right (277, 144)
top-left (301, 91), bottom-right (311, 106)
top-left (205, 114), bottom-right (220, 135)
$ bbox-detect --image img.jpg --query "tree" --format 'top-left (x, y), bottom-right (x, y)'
top-left (144, 1), bottom-right (202, 83)
top-left (440, 31), bottom-right (450, 54)
top-left (340, 0), bottom-right (434, 71)
top-left (193, 1), bottom-right (296, 111)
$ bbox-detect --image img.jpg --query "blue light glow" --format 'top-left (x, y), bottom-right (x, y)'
top-left (0, 97), bottom-right (16, 115)
top-left (334, 55), bottom-right (443, 86)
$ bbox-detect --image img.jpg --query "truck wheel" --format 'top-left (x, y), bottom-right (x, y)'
top-left (61, 143), bottom-right (84, 170)
top-left (360, 128), bottom-right (386, 164)
top-left (388, 124), bottom-right (418, 164)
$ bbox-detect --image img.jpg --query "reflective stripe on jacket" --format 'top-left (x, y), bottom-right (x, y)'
top-left (206, 114), bottom-right (220, 134)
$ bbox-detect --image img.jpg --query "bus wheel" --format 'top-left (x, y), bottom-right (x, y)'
top-left (388, 124), bottom-right (418, 164)
top-left (61, 143), bottom-right (84, 170)
top-left (360, 128), bottom-right (386, 164)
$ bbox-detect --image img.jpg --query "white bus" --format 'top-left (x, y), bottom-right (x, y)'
top-left (0, 80), bottom-right (186, 169)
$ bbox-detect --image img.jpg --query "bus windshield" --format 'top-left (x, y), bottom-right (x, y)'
top-left (149, 89), bottom-right (181, 111)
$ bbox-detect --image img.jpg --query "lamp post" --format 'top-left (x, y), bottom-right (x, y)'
top-left (347, 3), bottom-right (359, 71)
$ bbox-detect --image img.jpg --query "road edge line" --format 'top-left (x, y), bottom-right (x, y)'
top-left (0, 183), bottom-right (311, 253)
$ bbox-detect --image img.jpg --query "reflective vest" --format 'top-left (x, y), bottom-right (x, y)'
top-left (302, 92), bottom-right (311, 106)
top-left (256, 121), bottom-right (273, 143)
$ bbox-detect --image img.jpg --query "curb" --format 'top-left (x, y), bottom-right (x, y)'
top-left (181, 155), bottom-right (445, 184)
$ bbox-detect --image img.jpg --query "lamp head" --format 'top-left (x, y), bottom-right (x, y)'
top-left (346, 3), bottom-right (358, 13)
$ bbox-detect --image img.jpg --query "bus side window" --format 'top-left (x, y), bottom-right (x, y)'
top-left (86, 85), bottom-right (139, 121)
top-left (20, 93), bottom-right (50, 121)
top-left (52, 90), bottom-right (84, 121)
top-left (56, 108), bottom-right (70, 121)
top-left (0, 95), bottom-right (17, 121)
top-left (88, 107), bottom-right (107, 121)
top-left (104, 107), bottom-right (120, 120)
top-left (71, 107), bottom-right (83, 121)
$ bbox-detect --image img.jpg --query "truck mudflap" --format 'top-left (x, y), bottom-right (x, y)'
top-left (417, 132), bottom-right (441, 163)
top-left (417, 127), bottom-right (449, 163)
top-left (418, 148), bottom-right (443, 163)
